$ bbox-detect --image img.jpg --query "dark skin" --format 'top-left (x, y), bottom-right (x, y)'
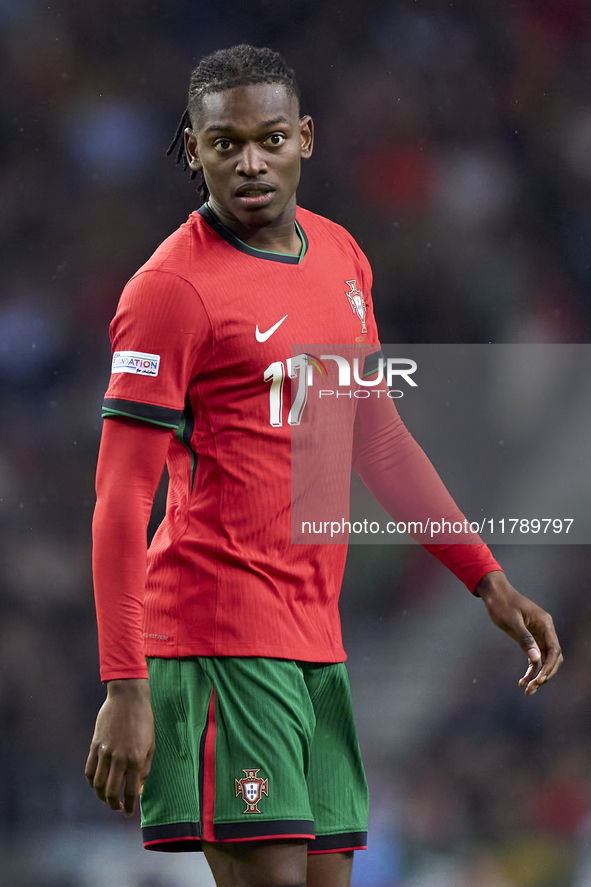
top-left (184, 83), bottom-right (313, 256)
top-left (85, 83), bottom-right (563, 887)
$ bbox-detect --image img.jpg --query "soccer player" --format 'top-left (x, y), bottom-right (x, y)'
top-left (85, 45), bottom-right (563, 887)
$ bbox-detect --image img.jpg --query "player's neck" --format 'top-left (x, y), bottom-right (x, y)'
top-left (206, 199), bottom-right (301, 257)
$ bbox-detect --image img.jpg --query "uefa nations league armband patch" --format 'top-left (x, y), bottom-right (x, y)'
top-left (111, 351), bottom-right (160, 376)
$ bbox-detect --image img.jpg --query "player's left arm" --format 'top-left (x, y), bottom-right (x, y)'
top-left (474, 570), bottom-right (563, 695)
top-left (353, 385), bottom-right (563, 694)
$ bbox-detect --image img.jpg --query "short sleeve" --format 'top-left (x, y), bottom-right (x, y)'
top-left (102, 270), bottom-right (212, 428)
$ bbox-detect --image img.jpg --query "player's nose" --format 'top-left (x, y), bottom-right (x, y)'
top-left (236, 143), bottom-right (267, 176)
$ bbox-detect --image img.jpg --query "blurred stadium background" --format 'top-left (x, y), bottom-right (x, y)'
top-left (2, 1), bottom-right (591, 885)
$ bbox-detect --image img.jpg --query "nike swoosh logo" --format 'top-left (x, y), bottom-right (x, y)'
top-left (255, 314), bottom-right (288, 342)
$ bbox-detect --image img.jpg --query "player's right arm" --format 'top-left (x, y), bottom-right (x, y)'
top-left (85, 416), bottom-right (172, 815)
top-left (85, 264), bottom-right (211, 812)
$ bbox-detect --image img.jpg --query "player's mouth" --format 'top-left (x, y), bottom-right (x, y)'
top-left (234, 184), bottom-right (276, 207)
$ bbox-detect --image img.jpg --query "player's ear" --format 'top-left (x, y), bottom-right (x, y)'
top-left (184, 128), bottom-right (202, 172)
top-left (299, 115), bottom-right (313, 160)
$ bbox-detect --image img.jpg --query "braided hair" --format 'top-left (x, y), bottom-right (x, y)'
top-left (167, 44), bottom-right (301, 203)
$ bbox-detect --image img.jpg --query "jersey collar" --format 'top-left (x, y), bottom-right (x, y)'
top-left (198, 203), bottom-right (307, 265)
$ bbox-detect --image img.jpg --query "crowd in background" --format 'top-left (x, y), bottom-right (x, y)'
top-left (2, 1), bottom-right (591, 885)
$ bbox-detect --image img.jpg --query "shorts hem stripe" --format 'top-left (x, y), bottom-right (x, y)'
top-left (214, 819), bottom-right (315, 841)
top-left (144, 835), bottom-right (200, 845)
top-left (144, 836), bottom-right (202, 852)
top-left (142, 823), bottom-right (200, 841)
top-left (307, 832), bottom-right (367, 853)
top-left (214, 833), bottom-right (315, 843)
top-left (142, 820), bottom-right (316, 853)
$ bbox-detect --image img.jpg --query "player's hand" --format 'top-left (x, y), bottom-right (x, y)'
top-left (475, 570), bottom-right (563, 696)
top-left (85, 678), bottom-right (155, 816)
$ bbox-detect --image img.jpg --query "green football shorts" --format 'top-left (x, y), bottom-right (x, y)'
top-left (141, 656), bottom-right (369, 853)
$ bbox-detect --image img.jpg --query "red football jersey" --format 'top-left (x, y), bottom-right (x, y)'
top-left (101, 205), bottom-right (380, 667)
top-left (95, 204), bottom-right (501, 680)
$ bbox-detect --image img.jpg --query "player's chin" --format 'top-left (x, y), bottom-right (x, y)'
top-left (232, 198), bottom-right (287, 227)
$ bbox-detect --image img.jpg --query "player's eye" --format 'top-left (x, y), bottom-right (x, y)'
top-left (213, 139), bottom-right (233, 152)
top-left (263, 133), bottom-right (286, 147)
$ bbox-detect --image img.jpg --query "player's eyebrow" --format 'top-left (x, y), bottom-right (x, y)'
top-left (204, 116), bottom-right (292, 134)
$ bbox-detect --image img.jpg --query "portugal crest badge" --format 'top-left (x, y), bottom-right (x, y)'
top-left (235, 769), bottom-right (269, 814)
top-left (345, 279), bottom-right (367, 334)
